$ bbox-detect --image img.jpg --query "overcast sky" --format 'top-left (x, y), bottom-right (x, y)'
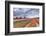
top-left (13, 8), bottom-right (39, 18)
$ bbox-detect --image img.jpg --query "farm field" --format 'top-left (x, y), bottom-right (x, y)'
top-left (13, 18), bottom-right (39, 28)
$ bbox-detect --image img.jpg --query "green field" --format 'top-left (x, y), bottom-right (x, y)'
top-left (13, 20), bottom-right (31, 28)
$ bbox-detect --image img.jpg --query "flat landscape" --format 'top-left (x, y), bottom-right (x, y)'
top-left (13, 8), bottom-right (39, 28)
top-left (13, 18), bottom-right (39, 28)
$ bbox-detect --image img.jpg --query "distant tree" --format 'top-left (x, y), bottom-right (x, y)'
top-left (16, 17), bottom-right (18, 19)
top-left (20, 17), bottom-right (22, 19)
top-left (24, 16), bottom-right (26, 19)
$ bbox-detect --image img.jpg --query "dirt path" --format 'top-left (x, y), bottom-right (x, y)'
top-left (25, 18), bottom-right (39, 27)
